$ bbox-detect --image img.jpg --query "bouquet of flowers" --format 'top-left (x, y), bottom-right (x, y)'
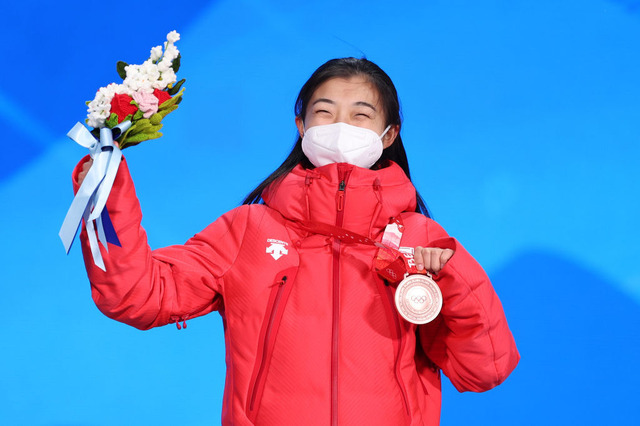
top-left (85, 30), bottom-right (185, 148)
top-left (60, 30), bottom-right (186, 271)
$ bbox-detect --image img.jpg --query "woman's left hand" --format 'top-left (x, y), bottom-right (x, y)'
top-left (413, 247), bottom-right (455, 274)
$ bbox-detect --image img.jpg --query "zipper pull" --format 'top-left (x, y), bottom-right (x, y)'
top-left (171, 315), bottom-right (188, 330)
top-left (337, 180), bottom-right (346, 211)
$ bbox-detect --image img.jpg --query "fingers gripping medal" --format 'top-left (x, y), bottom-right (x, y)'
top-left (379, 218), bottom-right (442, 324)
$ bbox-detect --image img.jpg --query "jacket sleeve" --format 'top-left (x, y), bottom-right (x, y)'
top-left (417, 219), bottom-right (519, 392)
top-left (73, 156), bottom-right (247, 330)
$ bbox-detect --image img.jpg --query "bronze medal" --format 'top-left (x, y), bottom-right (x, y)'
top-left (394, 273), bottom-right (442, 324)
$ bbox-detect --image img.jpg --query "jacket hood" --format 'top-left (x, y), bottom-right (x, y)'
top-left (262, 161), bottom-right (417, 237)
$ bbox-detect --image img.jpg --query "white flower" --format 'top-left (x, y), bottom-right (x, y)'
top-left (150, 45), bottom-right (163, 62)
top-left (141, 60), bottom-right (161, 80)
top-left (164, 43), bottom-right (179, 61)
top-left (167, 30), bottom-right (180, 44)
top-left (123, 62), bottom-right (161, 94)
top-left (159, 68), bottom-right (177, 87)
top-left (157, 56), bottom-right (173, 74)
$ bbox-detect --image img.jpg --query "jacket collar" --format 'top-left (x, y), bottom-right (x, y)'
top-left (262, 162), bottom-right (417, 237)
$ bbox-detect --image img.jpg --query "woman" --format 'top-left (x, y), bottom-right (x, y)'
top-left (75, 57), bottom-right (519, 426)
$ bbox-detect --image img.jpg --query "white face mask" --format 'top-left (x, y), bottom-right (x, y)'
top-left (301, 122), bottom-right (391, 169)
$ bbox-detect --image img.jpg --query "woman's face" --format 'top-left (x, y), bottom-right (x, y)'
top-left (295, 76), bottom-right (398, 148)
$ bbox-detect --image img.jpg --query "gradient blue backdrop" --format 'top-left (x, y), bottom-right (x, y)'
top-left (1, 1), bottom-right (639, 425)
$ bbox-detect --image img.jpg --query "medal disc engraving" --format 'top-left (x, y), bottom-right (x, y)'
top-left (394, 274), bottom-right (442, 324)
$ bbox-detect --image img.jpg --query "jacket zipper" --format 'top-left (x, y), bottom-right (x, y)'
top-left (248, 275), bottom-right (288, 414)
top-left (385, 285), bottom-right (411, 417)
top-left (332, 165), bottom-right (352, 426)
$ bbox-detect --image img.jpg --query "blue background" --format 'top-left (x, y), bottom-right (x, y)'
top-left (1, 0), bottom-right (639, 425)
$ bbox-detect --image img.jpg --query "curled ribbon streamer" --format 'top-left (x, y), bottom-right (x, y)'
top-left (59, 121), bottom-right (131, 271)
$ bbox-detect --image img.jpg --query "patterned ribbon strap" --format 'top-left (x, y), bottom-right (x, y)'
top-left (59, 121), bottom-right (131, 271)
top-left (376, 216), bottom-right (425, 282)
top-left (294, 217), bottom-right (422, 284)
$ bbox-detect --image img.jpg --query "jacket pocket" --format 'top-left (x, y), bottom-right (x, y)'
top-left (246, 267), bottom-right (297, 422)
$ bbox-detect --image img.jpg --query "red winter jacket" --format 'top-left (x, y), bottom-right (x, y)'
top-left (74, 158), bottom-right (519, 426)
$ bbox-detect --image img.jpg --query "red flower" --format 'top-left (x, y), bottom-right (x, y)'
top-left (110, 94), bottom-right (138, 123)
top-left (153, 89), bottom-right (172, 106)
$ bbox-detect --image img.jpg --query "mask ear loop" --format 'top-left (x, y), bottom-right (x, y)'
top-left (379, 124), bottom-right (392, 141)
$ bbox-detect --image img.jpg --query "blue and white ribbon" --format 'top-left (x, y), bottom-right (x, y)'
top-left (59, 121), bottom-right (131, 271)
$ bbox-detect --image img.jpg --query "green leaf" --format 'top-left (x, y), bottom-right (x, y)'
top-left (124, 120), bottom-right (164, 136)
top-left (149, 113), bottom-right (163, 125)
top-left (138, 123), bottom-right (163, 134)
top-left (106, 113), bottom-right (119, 129)
top-left (133, 118), bottom-right (151, 127)
top-left (129, 122), bottom-right (153, 135)
top-left (124, 131), bottom-right (163, 144)
top-left (157, 104), bottom-right (178, 119)
top-left (133, 109), bottom-right (144, 121)
top-left (116, 61), bottom-right (128, 80)
top-left (171, 53), bottom-right (181, 73)
top-left (124, 119), bottom-right (149, 135)
top-left (158, 88), bottom-right (185, 110)
top-left (167, 78), bottom-right (186, 96)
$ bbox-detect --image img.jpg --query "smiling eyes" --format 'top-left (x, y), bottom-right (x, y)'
top-left (314, 109), bottom-right (371, 119)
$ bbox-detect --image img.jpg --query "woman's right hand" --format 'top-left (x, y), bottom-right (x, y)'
top-left (78, 158), bottom-right (93, 185)
top-left (413, 246), bottom-right (455, 274)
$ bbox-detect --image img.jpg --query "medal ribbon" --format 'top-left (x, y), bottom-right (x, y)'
top-left (294, 217), bottom-right (424, 284)
top-left (377, 216), bottom-right (426, 282)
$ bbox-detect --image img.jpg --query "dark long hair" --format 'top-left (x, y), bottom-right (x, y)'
top-left (242, 57), bottom-right (431, 217)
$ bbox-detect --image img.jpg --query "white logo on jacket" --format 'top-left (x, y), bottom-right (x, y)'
top-left (266, 239), bottom-right (289, 260)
